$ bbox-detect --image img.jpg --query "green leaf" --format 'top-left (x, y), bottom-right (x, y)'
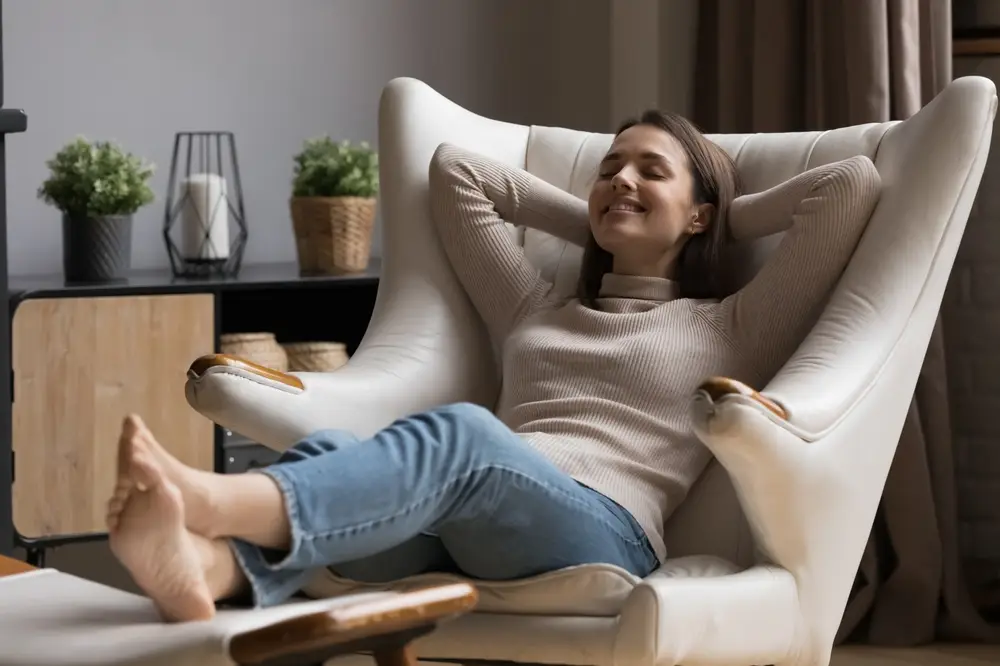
top-left (36, 136), bottom-right (155, 218)
top-left (291, 136), bottom-right (379, 198)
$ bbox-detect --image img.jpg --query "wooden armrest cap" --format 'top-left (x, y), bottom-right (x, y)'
top-left (0, 555), bottom-right (36, 578)
top-left (699, 376), bottom-right (788, 420)
top-left (188, 353), bottom-right (305, 391)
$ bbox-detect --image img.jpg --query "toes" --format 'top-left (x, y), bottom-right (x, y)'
top-left (118, 431), bottom-right (138, 478)
top-left (133, 416), bottom-right (153, 440)
top-left (118, 419), bottom-right (161, 492)
top-left (108, 490), bottom-right (127, 509)
top-left (134, 418), bottom-right (170, 461)
top-left (125, 414), bottom-right (155, 445)
top-left (130, 451), bottom-right (164, 492)
top-left (113, 481), bottom-right (134, 501)
top-left (121, 414), bottom-right (141, 439)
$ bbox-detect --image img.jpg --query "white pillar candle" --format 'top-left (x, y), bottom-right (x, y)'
top-left (180, 173), bottom-right (230, 260)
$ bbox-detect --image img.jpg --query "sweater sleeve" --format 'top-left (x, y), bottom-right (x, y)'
top-left (721, 155), bottom-right (882, 375)
top-left (428, 142), bottom-right (591, 342)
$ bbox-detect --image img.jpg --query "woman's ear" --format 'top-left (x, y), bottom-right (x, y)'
top-left (689, 203), bottom-right (715, 235)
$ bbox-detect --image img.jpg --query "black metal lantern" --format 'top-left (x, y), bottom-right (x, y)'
top-left (162, 131), bottom-right (247, 278)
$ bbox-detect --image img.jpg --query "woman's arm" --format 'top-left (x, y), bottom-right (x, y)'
top-left (428, 142), bottom-right (590, 341)
top-left (722, 156), bottom-right (882, 374)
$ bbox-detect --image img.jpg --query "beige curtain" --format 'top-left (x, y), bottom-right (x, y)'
top-left (693, 0), bottom-right (1000, 646)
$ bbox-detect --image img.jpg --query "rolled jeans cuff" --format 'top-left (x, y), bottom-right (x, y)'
top-left (225, 467), bottom-right (312, 608)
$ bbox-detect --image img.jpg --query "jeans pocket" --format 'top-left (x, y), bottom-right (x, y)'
top-left (581, 485), bottom-right (646, 539)
top-left (579, 485), bottom-right (660, 573)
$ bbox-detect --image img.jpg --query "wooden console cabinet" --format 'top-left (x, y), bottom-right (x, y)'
top-left (5, 261), bottom-right (378, 560)
top-left (11, 294), bottom-right (216, 540)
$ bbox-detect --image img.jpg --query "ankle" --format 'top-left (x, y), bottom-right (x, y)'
top-left (195, 533), bottom-right (246, 602)
top-left (208, 472), bottom-right (293, 550)
top-left (188, 471), bottom-right (226, 539)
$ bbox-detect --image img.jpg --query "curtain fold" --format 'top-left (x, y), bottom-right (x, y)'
top-left (693, 0), bottom-right (1000, 646)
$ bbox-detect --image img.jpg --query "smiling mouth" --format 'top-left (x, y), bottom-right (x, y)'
top-left (603, 201), bottom-right (646, 214)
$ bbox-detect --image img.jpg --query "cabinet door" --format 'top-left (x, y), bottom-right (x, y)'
top-left (12, 294), bottom-right (216, 539)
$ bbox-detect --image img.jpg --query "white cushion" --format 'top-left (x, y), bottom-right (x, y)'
top-left (302, 555), bottom-right (738, 618)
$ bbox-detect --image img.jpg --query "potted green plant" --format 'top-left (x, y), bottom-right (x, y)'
top-left (37, 137), bottom-right (155, 282)
top-left (289, 136), bottom-right (379, 274)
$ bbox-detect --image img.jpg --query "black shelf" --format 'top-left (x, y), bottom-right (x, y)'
top-left (9, 258), bottom-right (380, 300)
top-left (8, 259), bottom-right (383, 370)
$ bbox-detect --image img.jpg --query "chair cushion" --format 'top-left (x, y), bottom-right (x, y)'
top-left (304, 563), bottom-right (639, 617)
top-left (302, 555), bottom-right (740, 618)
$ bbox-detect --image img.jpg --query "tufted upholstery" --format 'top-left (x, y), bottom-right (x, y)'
top-left (521, 122), bottom-right (889, 299)
top-left (183, 77), bottom-right (997, 666)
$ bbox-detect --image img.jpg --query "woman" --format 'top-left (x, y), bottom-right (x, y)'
top-left (106, 110), bottom-right (881, 623)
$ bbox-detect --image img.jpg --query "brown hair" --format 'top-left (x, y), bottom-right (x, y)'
top-left (577, 110), bottom-right (741, 305)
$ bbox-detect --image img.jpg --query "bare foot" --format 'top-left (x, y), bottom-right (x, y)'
top-left (114, 414), bottom-right (219, 538)
top-left (108, 434), bottom-right (216, 623)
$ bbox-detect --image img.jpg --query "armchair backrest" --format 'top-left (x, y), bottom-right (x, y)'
top-left (375, 76), bottom-right (997, 571)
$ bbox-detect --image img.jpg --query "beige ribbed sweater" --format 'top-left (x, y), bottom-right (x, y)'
top-left (428, 143), bottom-right (881, 561)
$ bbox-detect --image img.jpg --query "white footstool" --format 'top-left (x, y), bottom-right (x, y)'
top-left (0, 555), bottom-right (476, 666)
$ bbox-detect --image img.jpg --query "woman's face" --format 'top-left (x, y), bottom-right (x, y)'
top-left (587, 125), bottom-right (709, 277)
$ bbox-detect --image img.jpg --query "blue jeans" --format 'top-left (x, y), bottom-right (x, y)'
top-left (228, 402), bottom-right (659, 607)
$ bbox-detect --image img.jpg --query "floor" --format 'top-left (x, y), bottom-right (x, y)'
top-left (335, 645), bottom-right (1000, 666)
top-left (831, 644), bottom-right (1000, 665)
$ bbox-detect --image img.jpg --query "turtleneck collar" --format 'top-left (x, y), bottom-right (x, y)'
top-left (598, 273), bottom-right (678, 303)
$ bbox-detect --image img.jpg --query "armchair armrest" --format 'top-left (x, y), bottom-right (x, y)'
top-left (686, 370), bottom-right (914, 665)
top-left (185, 325), bottom-right (493, 450)
top-left (615, 560), bottom-right (801, 666)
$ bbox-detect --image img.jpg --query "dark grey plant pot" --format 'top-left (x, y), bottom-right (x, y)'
top-left (61, 213), bottom-right (133, 283)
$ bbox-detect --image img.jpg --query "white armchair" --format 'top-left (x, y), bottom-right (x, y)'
top-left (185, 76), bottom-right (997, 666)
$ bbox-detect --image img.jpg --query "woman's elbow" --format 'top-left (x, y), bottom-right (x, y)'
top-left (428, 142), bottom-right (468, 182)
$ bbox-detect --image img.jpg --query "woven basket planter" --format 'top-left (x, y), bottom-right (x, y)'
top-left (283, 341), bottom-right (349, 372)
top-left (220, 332), bottom-right (288, 372)
top-left (289, 196), bottom-right (376, 274)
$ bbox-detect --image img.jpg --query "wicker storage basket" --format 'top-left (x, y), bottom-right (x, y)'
top-left (283, 341), bottom-right (349, 372)
top-left (289, 196), bottom-right (376, 274)
top-left (220, 332), bottom-right (288, 372)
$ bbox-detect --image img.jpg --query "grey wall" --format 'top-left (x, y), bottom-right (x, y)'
top-left (5, 0), bottom-right (610, 277)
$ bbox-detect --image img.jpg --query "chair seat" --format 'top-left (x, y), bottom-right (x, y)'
top-left (302, 554), bottom-right (739, 617)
